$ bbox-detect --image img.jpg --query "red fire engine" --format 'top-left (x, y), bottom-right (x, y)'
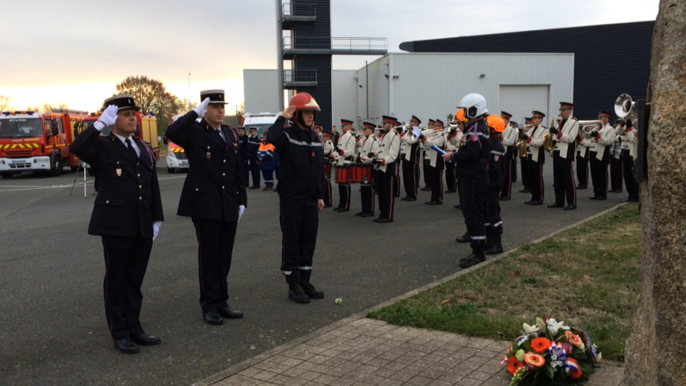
top-left (0, 110), bottom-right (88, 178)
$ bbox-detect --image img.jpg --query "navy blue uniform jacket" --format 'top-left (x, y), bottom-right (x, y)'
top-left (165, 111), bottom-right (247, 221)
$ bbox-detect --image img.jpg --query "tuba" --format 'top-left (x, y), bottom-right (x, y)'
top-left (578, 120), bottom-right (604, 135)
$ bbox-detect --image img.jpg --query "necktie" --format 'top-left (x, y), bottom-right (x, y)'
top-left (218, 129), bottom-right (227, 143)
top-left (125, 138), bottom-right (138, 159)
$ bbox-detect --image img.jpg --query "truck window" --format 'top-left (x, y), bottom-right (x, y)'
top-left (0, 118), bottom-right (43, 138)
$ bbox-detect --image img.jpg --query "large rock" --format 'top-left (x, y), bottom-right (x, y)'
top-left (623, 1), bottom-right (686, 385)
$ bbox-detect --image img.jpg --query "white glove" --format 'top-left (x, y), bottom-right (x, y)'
top-left (238, 205), bottom-right (245, 222)
top-left (412, 126), bottom-right (422, 137)
top-left (95, 105), bottom-right (119, 130)
top-left (152, 221), bottom-right (162, 241)
top-left (194, 97), bottom-right (211, 118)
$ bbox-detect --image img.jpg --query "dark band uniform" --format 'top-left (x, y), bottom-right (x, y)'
top-left (268, 116), bottom-right (326, 285)
top-left (165, 90), bottom-right (247, 317)
top-left (69, 95), bottom-right (163, 343)
top-left (486, 136), bottom-right (505, 253)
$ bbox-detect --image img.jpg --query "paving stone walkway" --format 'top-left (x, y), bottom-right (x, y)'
top-left (196, 318), bottom-right (623, 386)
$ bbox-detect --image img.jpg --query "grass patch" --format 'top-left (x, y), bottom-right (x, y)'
top-left (368, 204), bottom-right (640, 362)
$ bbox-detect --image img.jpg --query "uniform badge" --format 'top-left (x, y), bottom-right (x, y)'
top-left (206, 146), bottom-right (211, 160)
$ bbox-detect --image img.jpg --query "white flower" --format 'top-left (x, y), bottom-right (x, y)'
top-left (546, 318), bottom-right (568, 336)
top-left (523, 323), bottom-right (539, 337)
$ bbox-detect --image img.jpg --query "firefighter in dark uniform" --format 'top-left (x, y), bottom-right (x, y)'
top-left (165, 90), bottom-right (247, 325)
top-left (484, 115), bottom-right (506, 255)
top-left (442, 93), bottom-right (491, 269)
top-left (236, 126), bottom-right (249, 187)
top-left (268, 92), bottom-right (326, 304)
top-left (70, 95), bottom-right (164, 354)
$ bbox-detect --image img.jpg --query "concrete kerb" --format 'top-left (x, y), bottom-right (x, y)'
top-left (191, 203), bottom-right (628, 386)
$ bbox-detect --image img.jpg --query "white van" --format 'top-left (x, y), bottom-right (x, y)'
top-left (242, 112), bottom-right (279, 136)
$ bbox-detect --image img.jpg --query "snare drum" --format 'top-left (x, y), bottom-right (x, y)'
top-left (335, 165), bottom-right (350, 184)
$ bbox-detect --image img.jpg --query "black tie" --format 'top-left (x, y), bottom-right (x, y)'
top-left (125, 138), bottom-right (138, 159)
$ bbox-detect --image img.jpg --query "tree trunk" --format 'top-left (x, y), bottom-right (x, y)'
top-left (623, 2), bottom-right (686, 385)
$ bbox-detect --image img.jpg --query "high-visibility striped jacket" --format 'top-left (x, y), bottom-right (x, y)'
top-left (257, 142), bottom-right (276, 170)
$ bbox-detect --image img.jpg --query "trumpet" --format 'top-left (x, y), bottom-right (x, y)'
top-left (578, 120), bottom-right (604, 135)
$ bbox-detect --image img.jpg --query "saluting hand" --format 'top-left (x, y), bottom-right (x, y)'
top-left (194, 97), bottom-right (210, 118)
top-left (281, 106), bottom-right (296, 120)
top-left (96, 105), bottom-right (119, 129)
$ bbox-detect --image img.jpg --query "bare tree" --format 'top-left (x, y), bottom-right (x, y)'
top-left (114, 76), bottom-right (183, 134)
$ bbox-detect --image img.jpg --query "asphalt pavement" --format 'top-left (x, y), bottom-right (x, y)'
top-left (0, 157), bottom-right (626, 385)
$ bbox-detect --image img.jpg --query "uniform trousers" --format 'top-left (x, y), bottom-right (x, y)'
top-left (360, 183), bottom-right (375, 214)
top-left (402, 158), bottom-right (419, 198)
top-left (248, 157), bottom-right (260, 188)
top-left (323, 166), bottom-right (333, 207)
top-left (376, 164), bottom-right (396, 220)
top-left (622, 150), bottom-right (639, 201)
top-left (445, 161), bottom-right (457, 192)
top-left (520, 157), bottom-right (531, 190)
top-left (485, 191), bottom-right (503, 236)
top-left (610, 156), bottom-right (623, 192)
top-left (422, 159), bottom-right (429, 187)
top-left (576, 153), bottom-right (589, 188)
top-left (337, 183), bottom-right (351, 210)
top-left (512, 148), bottom-right (519, 182)
top-left (394, 159), bottom-right (401, 197)
top-left (589, 152), bottom-right (609, 198)
top-left (500, 147), bottom-right (515, 199)
top-left (427, 160), bottom-right (444, 203)
top-left (279, 203), bottom-right (318, 285)
top-left (261, 169), bottom-right (274, 186)
top-left (193, 218), bottom-right (237, 313)
top-left (528, 156), bottom-right (544, 203)
top-left (101, 235), bottom-right (153, 341)
top-left (458, 176), bottom-right (488, 247)
top-left (553, 151), bottom-right (577, 207)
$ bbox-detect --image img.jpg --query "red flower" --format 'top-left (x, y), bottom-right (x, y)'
top-left (531, 337), bottom-right (552, 354)
top-left (507, 356), bottom-right (526, 375)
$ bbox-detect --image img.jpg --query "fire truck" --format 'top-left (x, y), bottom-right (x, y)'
top-left (164, 114), bottom-right (189, 173)
top-left (0, 110), bottom-right (88, 178)
top-left (77, 111), bottom-right (161, 163)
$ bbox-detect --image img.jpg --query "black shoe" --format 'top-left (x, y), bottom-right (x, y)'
top-left (589, 196), bottom-right (598, 200)
top-left (288, 284), bottom-right (310, 304)
top-left (249, 186), bottom-right (260, 190)
top-left (355, 211), bottom-right (364, 216)
top-left (519, 188), bottom-right (531, 193)
top-left (500, 196), bottom-right (511, 201)
top-left (547, 203), bottom-right (563, 208)
top-left (337, 208), bottom-right (350, 213)
top-left (485, 243), bottom-right (503, 255)
top-left (360, 212), bottom-right (375, 217)
top-left (113, 338), bottom-right (140, 354)
top-left (302, 283), bottom-right (324, 299)
top-left (401, 196), bottom-right (410, 201)
top-left (421, 186), bottom-right (431, 191)
top-left (456, 231), bottom-right (471, 243)
top-left (203, 312), bottom-right (223, 325)
top-left (576, 185), bottom-right (588, 190)
top-left (218, 305), bottom-right (244, 319)
top-left (459, 253), bottom-right (486, 269)
top-left (454, 204), bottom-right (462, 210)
top-left (333, 206), bottom-right (342, 211)
top-left (609, 189), bottom-right (622, 193)
top-left (564, 205), bottom-right (577, 211)
top-left (324, 204), bottom-right (332, 208)
top-left (132, 333), bottom-right (161, 346)
top-left (425, 201), bottom-right (441, 205)
top-left (524, 200), bottom-right (534, 205)
top-left (376, 218), bottom-right (393, 223)
top-left (528, 201), bottom-right (543, 206)
top-left (445, 190), bottom-right (456, 193)
top-left (405, 197), bottom-right (417, 202)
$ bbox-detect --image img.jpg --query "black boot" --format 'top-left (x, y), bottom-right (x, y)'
top-left (459, 246), bottom-right (486, 269)
top-left (288, 283), bottom-right (310, 304)
top-left (302, 283), bottom-right (325, 299)
top-left (456, 231), bottom-right (471, 243)
top-left (485, 233), bottom-right (503, 255)
top-left (484, 228), bottom-right (493, 252)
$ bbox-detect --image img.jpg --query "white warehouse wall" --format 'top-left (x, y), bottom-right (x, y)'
top-left (243, 70), bottom-right (280, 114)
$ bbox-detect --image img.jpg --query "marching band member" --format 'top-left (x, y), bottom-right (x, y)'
top-left (484, 115), bottom-right (506, 255)
top-left (609, 122), bottom-right (624, 193)
top-left (548, 102), bottom-right (580, 210)
top-left (421, 119), bottom-right (435, 191)
top-left (621, 120), bottom-right (639, 202)
top-left (372, 116), bottom-right (401, 223)
top-left (394, 125), bottom-right (402, 198)
top-left (519, 117), bottom-right (533, 193)
top-left (400, 115), bottom-right (422, 201)
top-left (523, 111), bottom-right (547, 205)
top-left (444, 119), bottom-right (460, 194)
top-left (499, 111), bottom-right (517, 200)
top-left (420, 119), bottom-right (446, 205)
top-left (356, 122), bottom-right (380, 217)
top-left (510, 121), bottom-right (520, 183)
top-left (442, 94), bottom-right (490, 269)
top-left (321, 128), bottom-right (335, 207)
top-left (589, 111), bottom-right (616, 200)
top-left (451, 110), bottom-right (467, 213)
top-left (576, 124), bottom-right (591, 190)
top-left (334, 119), bottom-right (356, 212)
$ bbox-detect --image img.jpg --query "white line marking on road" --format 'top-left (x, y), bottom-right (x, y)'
top-left (0, 176), bottom-right (185, 193)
